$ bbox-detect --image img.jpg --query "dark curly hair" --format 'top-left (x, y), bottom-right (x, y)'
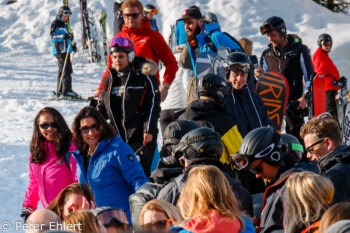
top-left (30, 107), bottom-right (72, 164)
top-left (72, 106), bottom-right (116, 155)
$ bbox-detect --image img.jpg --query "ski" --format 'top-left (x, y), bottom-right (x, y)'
top-left (83, 8), bottom-right (101, 63)
top-left (99, 10), bottom-right (108, 66)
top-left (80, 0), bottom-right (88, 49)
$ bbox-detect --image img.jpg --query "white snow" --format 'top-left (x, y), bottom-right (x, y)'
top-left (0, 0), bottom-right (349, 231)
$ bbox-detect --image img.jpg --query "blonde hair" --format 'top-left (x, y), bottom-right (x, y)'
top-left (238, 38), bottom-right (253, 57)
top-left (139, 199), bottom-right (183, 226)
top-left (177, 165), bottom-right (244, 231)
top-left (64, 210), bottom-right (99, 233)
top-left (318, 202), bottom-right (350, 233)
top-left (283, 171), bottom-right (334, 233)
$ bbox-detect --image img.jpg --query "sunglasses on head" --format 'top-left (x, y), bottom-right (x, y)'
top-left (39, 123), bottom-right (57, 129)
top-left (124, 13), bottom-right (140, 19)
top-left (80, 123), bottom-right (98, 134)
top-left (141, 219), bottom-right (171, 231)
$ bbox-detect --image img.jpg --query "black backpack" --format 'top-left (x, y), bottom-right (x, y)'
top-left (206, 29), bottom-right (245, 54)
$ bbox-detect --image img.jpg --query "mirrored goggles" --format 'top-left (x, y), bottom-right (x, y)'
top-left (145, 8), bottom-right (158, 14)
top-left (63, 10), bottom-right (72, 16)
top-left (231, 153), bottom-right (249, 171)
top-left (97, 208), bottom-right (128, 226)
top-left (109, 37), bottom-right (132, 49)
top-left (260, 24), bottom-right (274, 35)
top-left (228, 63), bottom-right (251, 74)
top-left (322, 41), bottom-right (332, 46)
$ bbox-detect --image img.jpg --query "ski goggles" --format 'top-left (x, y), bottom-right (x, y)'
top-left (260, 24), bottom-right (274, 35)
top-left (144, 8), bottom-right (158, 14)
top-left (96, 208), bottom-right (128, 226)
top-left (322, 41), bottom-right (332, 46)
top-left (141, 219), bottom-right (172, 231)
top-left (39, 123), bottom-right (57, 129)
top-left (123, 13), bottom-right (140, 19)
top-left (108, 37), bottom-right (135, 51)
top-left (227, 63), bottom-right (251, 74)
top-left (62, 10), bottom-right (72, 16)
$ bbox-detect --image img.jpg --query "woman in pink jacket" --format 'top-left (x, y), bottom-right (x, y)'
top-left (21, 107), bottom-right (77, 221)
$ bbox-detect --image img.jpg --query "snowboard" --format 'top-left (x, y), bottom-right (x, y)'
top-left (256, 72), bottom-right (289, 133)
top-left (312, 73), bottom-right (326, 117)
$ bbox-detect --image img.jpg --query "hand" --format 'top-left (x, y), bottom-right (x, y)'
top-left (254, 67), bottom-right (264, 78)
top-left (159, 85), bottom-right (168, 102)
top-left (143, 133), bottom-right (153, 145)
top-left (297, 96), bottom-right (307, 109)
top-left (21, 206), bottom-right (34, 221)
top-left (81, 196), bottom-right (96, 210)
top-left (65, 33), bottom-right (73, 40)
top-left (72, 43), bottom-right (77, 53)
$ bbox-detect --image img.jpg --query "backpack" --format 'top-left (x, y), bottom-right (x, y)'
top-left (206, 29), bottom-right (245, 54)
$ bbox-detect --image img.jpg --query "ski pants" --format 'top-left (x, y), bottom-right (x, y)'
top-left (326, 90), bottom-right (338, 123)
top-left (56, 53), bottom-right (73, 95)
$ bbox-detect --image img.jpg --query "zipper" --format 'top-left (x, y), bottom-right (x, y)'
top-left (122, 72), bottom-right (131, 143)
top-left (107, 69), bottom-right (121, 136)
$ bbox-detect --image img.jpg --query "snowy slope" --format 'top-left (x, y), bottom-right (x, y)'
top-left (0, 0), bottom-right (349, 231)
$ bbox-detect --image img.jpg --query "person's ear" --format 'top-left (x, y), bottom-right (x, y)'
top-left (324, 138), bottom-right (335, 150)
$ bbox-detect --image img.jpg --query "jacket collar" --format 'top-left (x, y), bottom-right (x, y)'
top-left (317, 145), bottom-right (350, 173)
top-left (122, 18), bottom-right (151, 33)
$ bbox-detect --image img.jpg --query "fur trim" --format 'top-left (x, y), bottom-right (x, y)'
top-left (141, 59), bottom-right (158, 76)
top-left (175, 44), bottom-right (187, 54)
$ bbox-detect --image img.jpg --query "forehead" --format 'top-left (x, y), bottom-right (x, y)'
top-left (303, 133), bottom-right (319, 146)
top-left (80, 117), bottom-right (96, 126)
top-left (112, 51), bottom-right (127, 57)
top-left (123, 7), bottom-right (140, 14)
top-left (266, 30), bottom-right (280, 37)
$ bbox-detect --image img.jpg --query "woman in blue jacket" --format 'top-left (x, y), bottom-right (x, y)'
top-left (71, 106), bottom-right (148, 222)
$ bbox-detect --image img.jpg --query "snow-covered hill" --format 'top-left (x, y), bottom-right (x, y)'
top-left (0, 0), bottom-right (349, 231)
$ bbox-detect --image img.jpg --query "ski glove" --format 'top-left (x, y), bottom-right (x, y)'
top-left (64, 33), bottom-right (74, 41)
top-left (20, 206), bottom-right (35, 221)
top-left (72, 43), bottom-right (77, 53)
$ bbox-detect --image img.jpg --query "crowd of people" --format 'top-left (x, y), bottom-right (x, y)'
top-left (23, 0), bottom-right (350, 232)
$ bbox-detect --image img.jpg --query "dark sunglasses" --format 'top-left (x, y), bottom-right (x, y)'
top-left (305, 138), bottom-right (325, 154)
top-left (39, 123), bottom-right (57, 129)
top-left (80, 124), bottom-right (99, 134)
top-left (142, 219), bottom-right (171, 231)
top-left (124, 13), bottom-right (140, 19)
top-left (250, 160), bottom-right (264, 174)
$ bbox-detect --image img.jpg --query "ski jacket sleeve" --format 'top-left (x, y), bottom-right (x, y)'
top-left (299, 45), bottom-right (314, 94)
top-left (141, 75), bottom-right (161, 137)
top-left (97, 70), bottom-right (111, 120)
top-left (97, 69), bottom-right (110, 92)
top-left (23, 155), bottom-right (40, 210)
top-left (68, 144), bottom-right (78, 183)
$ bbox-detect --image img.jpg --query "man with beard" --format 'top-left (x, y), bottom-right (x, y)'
top-left (181, 6), bottom-right (242, 105)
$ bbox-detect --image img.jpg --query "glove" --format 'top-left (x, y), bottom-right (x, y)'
top-left (338, 76), bottom-right (347, 89)
top-left (64, 33), bottom-right (74, 41)
top-left (72, 43), bottom-right (77, 53)
top-left (20, 206), bottom-right (35, 221)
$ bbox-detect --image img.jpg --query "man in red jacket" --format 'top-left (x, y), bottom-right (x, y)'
top-left (95, 0), bottom-right (178, 102)
top-left (312, 33), bottom-right (342, 122)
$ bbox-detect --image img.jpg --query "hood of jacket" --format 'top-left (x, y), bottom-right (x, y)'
top-left (202, 22), bottom-right (221, 36)
top-left (317, 145), bottom-right (350, 173)
top-left (121, 18), bottom-right (151, 33)
top-left (112, 56), bottom-right (158, 77)
top-left (182, 99), bottom-right (225, 120)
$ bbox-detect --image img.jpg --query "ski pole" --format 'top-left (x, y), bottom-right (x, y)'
top-left (57, 43), bottom-right (72, 96)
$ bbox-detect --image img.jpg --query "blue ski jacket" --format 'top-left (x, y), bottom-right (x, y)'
top-left (50, 15), bottom-right (72, 56)
top-left (150, 18), bottom-right (159, 32)
top-left (175, 20), bottom-right (187, 46)
top-left (72, 135), bottom-right (148, 222)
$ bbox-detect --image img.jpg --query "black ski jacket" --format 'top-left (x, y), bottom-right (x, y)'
top-left (97, 57), bottom-right (161, 151)
top-left (156, 158), bottom-right (254, 217)
top-left (318, 145), bottom-right (350, 203)
top-left (260, 34), bottom-right (314, 101)
top-left (225, 85), bottom-right (271, 137)
top-left (178, 99), bottom-right (243, 166)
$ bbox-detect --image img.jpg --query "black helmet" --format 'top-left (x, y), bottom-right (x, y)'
top-left (224, 52), bottom-right (251, 79)
top-left (231, 127), bottom-right (283, 170)
top-left (317, 33), bottom-right (332, 47)
top-left (144, 4), bottom-right (158, 14)
top-left (163, 120), bottom-right (200, 147)
top-left (260, 16), bottom-right (286, 37)
top-left (204, 12), bottom-right (218, 24)
top-left (58, 6), bottom-right (72, 16)
top-left (280, 133), bottom-right (304, 161)
top-left (173, 127), bottom-right (223, 161)
top-left (197, 74), bottom-right (232, 103)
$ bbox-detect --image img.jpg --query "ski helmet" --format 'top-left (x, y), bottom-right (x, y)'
top-left (224, 52), bottom-right (251, 79)
top-left (260, 16), bottom-right (287, 37)
top-left (163, 120), bottom-right (200, 148)
top-left (173, 127), bottom-right (223, 161)
top-left (197, 74), bottom-right (232, 104)
top-left (204, 12), bottom-right (218, 24)
top-left (317, 33), bottom-right (332, 47)
top-left (108, 36), bottom-right (136, 63)
top-left (231, 127), bottom-right (283, 171)
top-left (280, 133), bottom-right (304, 161)
top-left (58, 6), bottom-right (72, 16)
top-left (144, 4), bottom-right (158, 14)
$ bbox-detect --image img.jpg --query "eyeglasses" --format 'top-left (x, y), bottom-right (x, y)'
top-left (305, 138), bottom-right (326, 154)
top-left (123, 13), bottom-right (140, 19)
top-left (141, 219), bottom-right (171, 231)
top-left (228, 63), bottom-right (251, 74)
top-left (63, 10), bottom-right (72, 16)
top-left (250, 160), bottom-right (264, 174)
top-left (322, 41), bottom-right (332, 46)
top-left (80, 124), bottom-right (99, 134)
top-left (260, 24), bottom-right (274, 35)
top-left (39, 123), bottom-right (57, 129)
top-left (97, 208), bottom-right (128, 226)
